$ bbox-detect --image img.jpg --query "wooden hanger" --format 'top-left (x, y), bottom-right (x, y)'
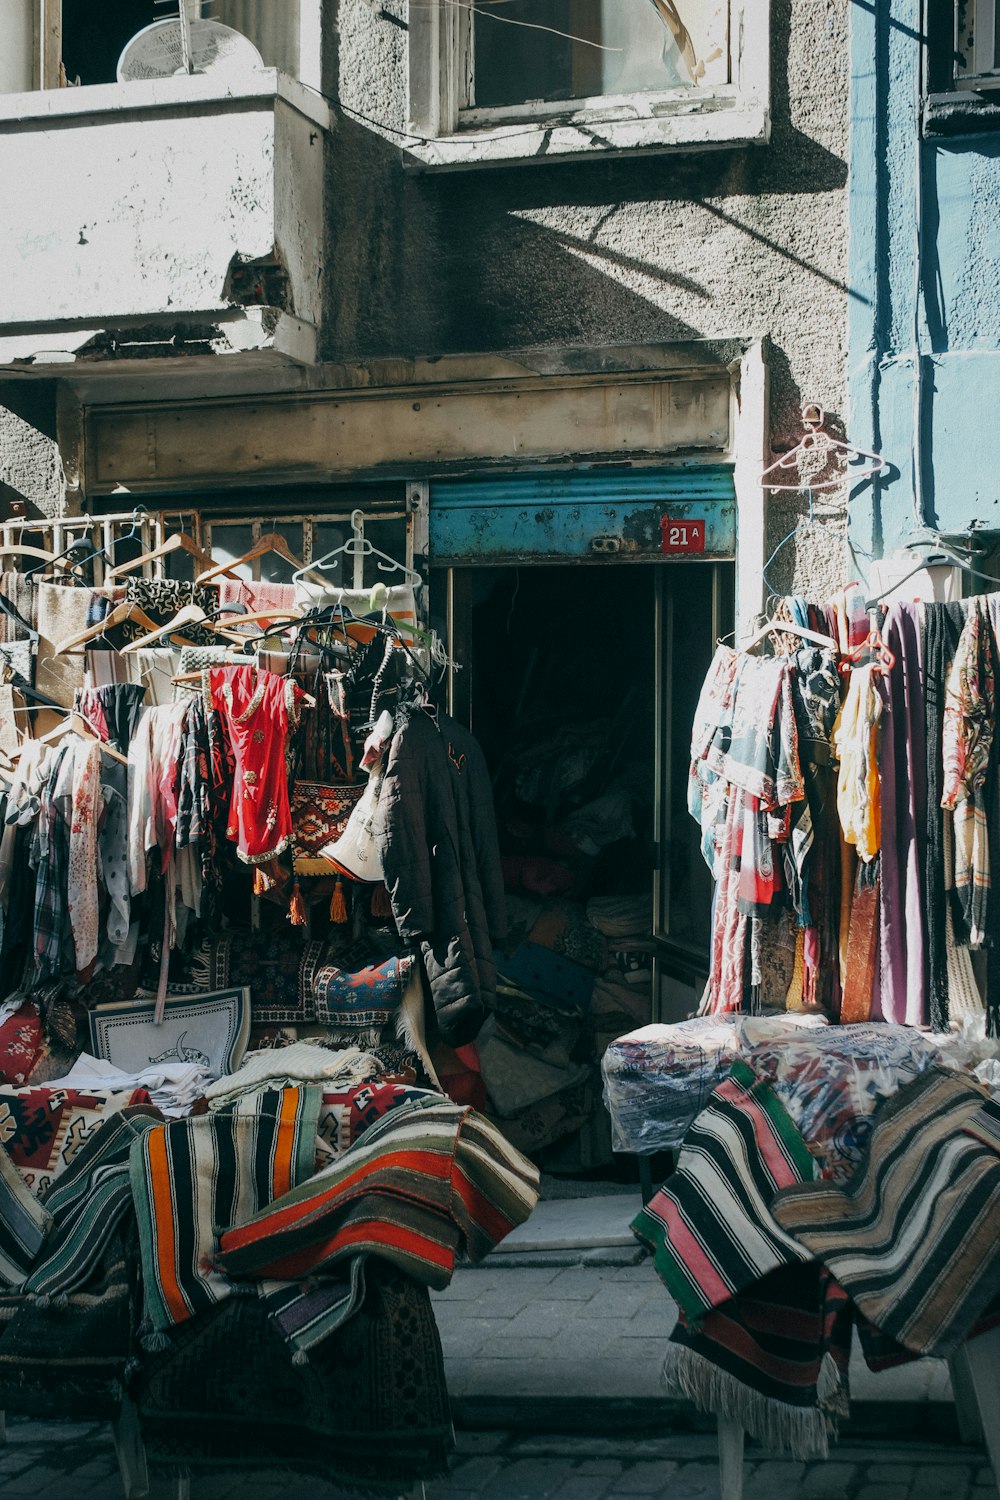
top-left (216, 607), bottom-right (304, 629)
top-left (0, 543), bottom-right (65, 570)
top-left (197, 532), bottom-right (326, 587)
top-left (105, 530), bottom-right (227, 581)
top-left (120, 603), bottom-right (252, 653)
top-left (171, 665), bottom-right (316, 706)
top-left (54, 600), bottom-right (161, 655)
top-left (742, 617), bottom-right (838, 654)
top-left (17, 711), bottom-right (129, 766)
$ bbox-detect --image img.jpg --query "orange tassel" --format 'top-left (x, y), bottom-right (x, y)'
top-left (330, 876), bottom-right (349, 924)
top-left (288, 879), bottom-right (307, 927)
top-left (253, 867), bottom-right (269, 897)
top-left (371, 882), bottom-right (393, 919)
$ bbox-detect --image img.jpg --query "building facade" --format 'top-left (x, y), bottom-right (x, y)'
top-left (0, 0), bottom-right (852, 1023)
top-left (848, 0), bottom-right (1000, 562)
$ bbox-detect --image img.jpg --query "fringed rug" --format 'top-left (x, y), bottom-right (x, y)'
top-left (663, 1263), bottom-right (853, 1462)
top-left (133, 1263), bottom-right (452, 1490)
top-left (772, 1068), bottom-right (1000, 1356)
top-left (631, 1059), bottom-right (815, 1326)
top-left (0, 1223), bottom-right (137, 1421)
top-left (187, 931), bottom-right (328, 1025)
top-left (0, 1085), bottom-right (149, 1196)
top-left (312, 955), bottom-right (411, 1048)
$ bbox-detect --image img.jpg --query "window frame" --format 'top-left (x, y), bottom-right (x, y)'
top-left (4, 0), bottom-right (321, 97)
top-left (406, 0), bottom-right (770, 170)
top-left (955, 0), bottom-right (1000, 89)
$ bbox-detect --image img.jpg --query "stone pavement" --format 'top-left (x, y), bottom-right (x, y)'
top-left (430, 1262), bottom-right (956, 1432)
top-left (0, 1420), bottom-right (994, 1500)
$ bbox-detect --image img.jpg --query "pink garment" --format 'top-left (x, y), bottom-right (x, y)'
top-left (68, 740), bottom-right (101, 978)
top-left (217, 579), bottom-right (297, 631)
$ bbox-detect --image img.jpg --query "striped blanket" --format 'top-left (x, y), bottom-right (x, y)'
top-left (0, 1144), bottom-right (49, 1289)
top-left (25, 1108), bottom-right (159, 1299)
top-left (663, 1264), bottom-right (853, 1461)
top-left (632, 1060), bottom-right (816, 1325)
top-left (216, 1097), bottom-right (539, 1357)
top-left (129, 1087), bottom-right (320, 1338)
top-left (773, 1068), bottom-right (1000, 1357)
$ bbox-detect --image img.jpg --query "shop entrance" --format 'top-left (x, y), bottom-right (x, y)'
top-left (437, 558), bottom-right (733, 1181)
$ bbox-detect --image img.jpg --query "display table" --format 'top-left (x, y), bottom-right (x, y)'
top-left (602, 1017), bottom-right (1000, 1500)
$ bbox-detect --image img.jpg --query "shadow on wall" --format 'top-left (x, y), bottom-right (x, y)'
top-left (322, 0), bottom-right (847, 448)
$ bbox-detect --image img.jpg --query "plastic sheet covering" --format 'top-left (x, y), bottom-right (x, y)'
top-left (601, 1014), bottom-right (828, 1154)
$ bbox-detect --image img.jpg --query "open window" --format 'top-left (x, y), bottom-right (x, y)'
top-left (407, 0), bottom-right (769, 169)
top-left (1, 0), bottom-right (320, 93)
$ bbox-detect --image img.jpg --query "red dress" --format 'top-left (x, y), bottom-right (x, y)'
top-left (208, 666), bottom-right (304, 864)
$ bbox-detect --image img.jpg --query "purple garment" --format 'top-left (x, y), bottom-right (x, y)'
top-left (876, 603), bottom-right (928, 1025)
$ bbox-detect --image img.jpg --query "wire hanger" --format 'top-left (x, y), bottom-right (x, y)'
top-left (293, 510), bottom-right (422, 589)
top-left (864, 532), bottom-right (1000, 609)
top-left (759, 403), bottom-right (889, 493)
top-left (24, 535), bottom-right (94, 581)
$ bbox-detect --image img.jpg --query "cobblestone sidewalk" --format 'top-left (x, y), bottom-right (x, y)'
top-left (0, 1421), bottom-right (993, 1500)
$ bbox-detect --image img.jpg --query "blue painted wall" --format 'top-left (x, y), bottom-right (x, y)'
top-left (848, 0), bottom-right (1000, 558)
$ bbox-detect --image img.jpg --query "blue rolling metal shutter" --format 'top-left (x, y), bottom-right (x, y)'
top-left (429, 467), bottom-right (736, 563)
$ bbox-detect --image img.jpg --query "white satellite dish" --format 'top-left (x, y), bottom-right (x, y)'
top-left (117, 18), bottom-right (264, 83)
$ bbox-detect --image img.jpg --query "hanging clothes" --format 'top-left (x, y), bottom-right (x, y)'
top-left (876, 603), bottom-right (928, 1027)
top-left (207, 665), bottom-right (305, 865)
top-left (941, 600), bottom-right (996, 951)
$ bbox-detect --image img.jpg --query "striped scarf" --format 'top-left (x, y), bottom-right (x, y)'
top-left (631, 1060), bottom-right (815, 1326)
top-left (129, 1087), bottom-right (320, 1340)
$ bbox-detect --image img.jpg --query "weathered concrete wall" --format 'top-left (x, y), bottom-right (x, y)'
top-left (849, 0), bottom-right (1000, 560)
top-left (325, 0), bottom-right (850, 600)
top-left (0, 385), bottom-right (65, 518)
top-left (0, 76), bottom-right (329, 330)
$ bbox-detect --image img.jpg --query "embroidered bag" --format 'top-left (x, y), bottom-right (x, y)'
top-left (290, 782), bottom-right (365, 875)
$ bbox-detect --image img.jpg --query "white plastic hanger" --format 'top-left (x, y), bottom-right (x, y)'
top-left (742, 616), bottom-right (838, 653)
top-left (293, 510), bottom-right (422, 590)
top-left (759, 403), bottom-right (888, 493)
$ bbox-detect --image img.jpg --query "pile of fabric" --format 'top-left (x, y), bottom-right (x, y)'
top-left (0, 1042), bottom-right (538, 1484)
top-left (630, 1025), bottom-right (1000, 1459)
top-left (688, 587), bottom-right (1000, 1031)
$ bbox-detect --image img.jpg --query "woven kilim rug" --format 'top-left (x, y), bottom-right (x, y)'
top-left (663, 1263), bottom-right (853, 1462)
top-left (134, 1263), bottom-right (452, 1490)
top-left (217, 1096), bottom-right (540, 1358)
top-left (632, 1059), bottom-right (816, 1326)
top-left (129, 1086), bottom-right (320, 1338)
top-left (0, 1224), bottom-right (137, 1421)
top-left (773, 1068), bottom-right (1000, 1356)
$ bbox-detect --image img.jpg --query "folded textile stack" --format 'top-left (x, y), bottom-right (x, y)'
top-left (49, 1054), bottom-right (210, 1119)
top-left (204, 1041), bottom-right (382, 1106)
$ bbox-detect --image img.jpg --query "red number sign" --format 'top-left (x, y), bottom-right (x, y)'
top-left (660, 517), bottom-right (706, 554)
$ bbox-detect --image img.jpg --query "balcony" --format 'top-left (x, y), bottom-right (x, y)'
top-left (0, 70), bottom-right (333, 384)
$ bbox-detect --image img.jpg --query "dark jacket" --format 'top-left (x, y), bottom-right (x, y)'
top-left (375, 706), bottom-right (505, 1046)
